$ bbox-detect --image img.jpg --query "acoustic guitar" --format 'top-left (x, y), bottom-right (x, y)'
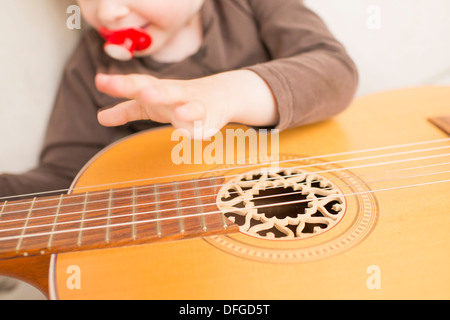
top-left (0, 86), bottom-right (449, 300)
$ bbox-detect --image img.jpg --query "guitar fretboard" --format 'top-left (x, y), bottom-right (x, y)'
top-left (0, 177), bottom-right (237, 260)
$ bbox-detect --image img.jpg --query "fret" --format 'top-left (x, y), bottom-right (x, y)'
top-left (210, 177), bottom-right (228, 230)
top-left (0, 177), bottom-right (238, 261)
top-left (47, 194), bottom-right (64, 250)
top-left (77, 192), bottom-right (90, 247)
top-left (173, 182), bottom-right (185, 235)
top-left (0, 201), bottom-right (7, 220)
top-left (154, 184), bottom-right (162, 238)
top-left (15, 197), bottom-right (36, 253)
top-left (193, 180), bottom-right (207, 232)
top-left (105, 189), bottom-right (113, 244)
top-left (131, 186), bottom-right (137, 240)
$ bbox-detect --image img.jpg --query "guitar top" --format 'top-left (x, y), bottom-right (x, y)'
top-left (1, 86), bottom-right (449, 299)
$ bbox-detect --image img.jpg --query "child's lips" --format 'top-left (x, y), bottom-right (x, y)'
top-left (99, 26), bottom-right (152, 61)
top-left (102, 23), bottom-right (151, 33)
top-left (139, 23), bottom-right (151, 31)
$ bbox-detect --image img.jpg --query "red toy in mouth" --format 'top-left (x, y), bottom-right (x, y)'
top-left (98, 27), bottom-right (152, 61)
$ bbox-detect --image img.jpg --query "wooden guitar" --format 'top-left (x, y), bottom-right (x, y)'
top-left (0, 86), bottom-right (449, 300)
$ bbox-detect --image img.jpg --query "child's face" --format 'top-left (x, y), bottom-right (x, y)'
top-left (77, 0), bottom-right (205, 57)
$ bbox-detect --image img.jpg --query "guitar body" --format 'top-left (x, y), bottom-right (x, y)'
top-left (43, 87), bottom-right (449, 299)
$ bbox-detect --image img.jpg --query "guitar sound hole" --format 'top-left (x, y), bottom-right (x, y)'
top-left (252, 186), bottom-right (309, 219)
top-left (217, 168), bottom-right (346, 240)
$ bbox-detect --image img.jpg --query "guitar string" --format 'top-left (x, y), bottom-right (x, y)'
top-left (1, 137), bottom-right (449, 202)
top-left (0, 149), bottom-right (449, 225)
top-left (0, 138), bottom-right (443, 235)
top-left (1, 166), bottom-right (450, 236)
top-left (0, 141), bottom-right (449, 217)
top-left (0, 177), bottom-right (449, 243)
top-left (0, 161), bottom-right (449, 233)
top-left (1, 161), bottom-right (449, 238)
top-left (0, 148), bottom-right (449, 220)
top-left (1, 158), bottom-right (449, 228)
top-left (0, 165), bottom-right (448, 241)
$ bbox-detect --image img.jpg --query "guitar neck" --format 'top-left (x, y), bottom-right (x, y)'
top-left (0, 177), bottom-right (237, 260)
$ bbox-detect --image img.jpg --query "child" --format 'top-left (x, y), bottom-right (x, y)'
top-left (0, 0), bottom-right (358, 199)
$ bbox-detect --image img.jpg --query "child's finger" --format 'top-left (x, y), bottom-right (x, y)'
top-left (97, 100), bottom-right (139, 126)
top-left (97, 99), bottom-right (168, 127)
top-left (95, 73), bottom-right (157, 100)
top-left (174, 101), bottom-right (205, 122)
top-left (139, 81), bottom-right (189, 106)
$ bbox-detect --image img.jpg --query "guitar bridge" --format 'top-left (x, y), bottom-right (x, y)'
top-left (429, 115), bottom-right (450, 136)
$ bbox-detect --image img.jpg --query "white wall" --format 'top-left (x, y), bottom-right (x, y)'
top-left (0, 0), bottom-right (80, 173)
top-left (305, 0), bottom-right (450, 96)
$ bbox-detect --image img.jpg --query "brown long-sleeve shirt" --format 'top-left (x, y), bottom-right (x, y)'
top-left (0, 0), bottom-right (358, 199)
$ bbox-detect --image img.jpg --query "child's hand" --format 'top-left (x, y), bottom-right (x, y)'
top-left (95, 70), bottom-right (278, 139)
top-left (96, 73), bottom-right (232, 139)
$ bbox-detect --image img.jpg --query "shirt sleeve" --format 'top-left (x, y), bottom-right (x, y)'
top-left (244, 0), bottom-right (359, 130)
top-left (0, 32), bottom-right (117, 199)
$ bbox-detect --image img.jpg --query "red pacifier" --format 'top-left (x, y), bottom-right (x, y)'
top-left (98, 27), bottom-right (152, 61)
